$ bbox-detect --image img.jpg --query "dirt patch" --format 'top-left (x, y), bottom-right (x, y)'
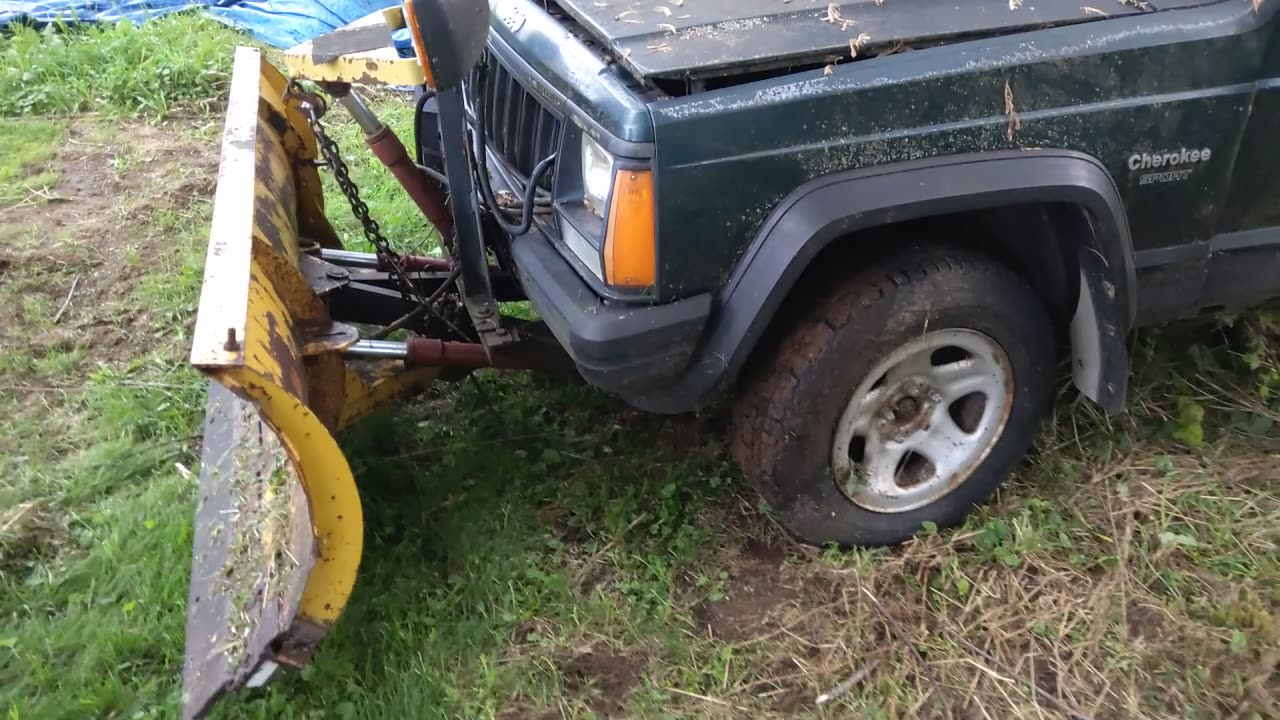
top-left (691, 536), bottom-right (797, 643)
top-left (557, 649), bottom-right (646, 717)
top-left (652, 413), bottom-right (723, 458)
top-left (0, 118), bottom-right (217, 372)
top-left (1126, 601), bottom-right (1175, 641)
top-left (2, 120), bottom-right (215, 233)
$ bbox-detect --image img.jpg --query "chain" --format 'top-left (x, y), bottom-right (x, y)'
top-left (311, 114), bottom-right (394, 258)
top-left (284, 81), bottom-right (473, 340)
top-left (286, 81), bottom-right (426, 304)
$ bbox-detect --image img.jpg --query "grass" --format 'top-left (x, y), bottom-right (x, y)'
top-left (0, 119), bottom-right (64, 204)
top-left (1, 17), bottom-right (1277, 720)
top-left (0, 13), bottom-right (244, 117)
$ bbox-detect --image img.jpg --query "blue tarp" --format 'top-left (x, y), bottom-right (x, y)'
top-left (0, 0), bottom-right (400, 48)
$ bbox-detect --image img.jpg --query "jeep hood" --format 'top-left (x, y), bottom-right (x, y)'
top-left (544, 0), bottom-right (1201, 81)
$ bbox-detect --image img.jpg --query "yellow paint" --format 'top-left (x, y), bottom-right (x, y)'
top-left (213, 365), bottom-right (362, 625)
top-left (282, 8), bottom-right (426, 88)
top-left (338, 361), bottom-right (440, 431)
top-left (204, 205), bottom-right (362, 625)
top-left (283, 45), bottom-right (427, 87)
top-left (189, 49), bottom-right (435, 646)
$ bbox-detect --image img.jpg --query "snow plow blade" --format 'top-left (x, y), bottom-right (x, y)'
top-left (182, 48), bottom-right (437, 719)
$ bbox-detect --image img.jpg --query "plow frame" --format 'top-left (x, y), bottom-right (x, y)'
top-left (184, 21), bottom-right (571, 713)
top-left (183, 47), bottom-right (442, 719)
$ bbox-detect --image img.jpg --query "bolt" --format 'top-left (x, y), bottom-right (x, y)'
top-left (928, 391), bottom-right (943, 403)
top-left (223, 327), bottom-right (240, 352)
top-left (326, 266), bottom-right (350, 280)
top-left (879, 407), bottom-right (897, 422)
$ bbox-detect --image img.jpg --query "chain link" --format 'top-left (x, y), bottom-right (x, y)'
top-left (283, 81), bottom-right (477, 341)
top-left (312, 112), bottom-right (392, 257)
top-left (287, 81), bottom-right (427, 308)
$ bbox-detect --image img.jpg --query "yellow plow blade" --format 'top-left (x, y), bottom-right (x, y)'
top-left (182, 47), bottom-right (436, 719)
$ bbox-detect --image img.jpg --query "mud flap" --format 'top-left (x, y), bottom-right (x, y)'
top-left (1071, 248), bottom-right (1129, 414)
top-left (182, 48), bottom-right (437, 719)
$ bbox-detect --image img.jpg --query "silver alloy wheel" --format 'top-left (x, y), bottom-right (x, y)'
top-left (831, 328), bottom-right (1015, 513)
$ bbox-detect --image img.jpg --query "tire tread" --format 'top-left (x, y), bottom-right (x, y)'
top-left (732, 247), bottom-right (1028, 512)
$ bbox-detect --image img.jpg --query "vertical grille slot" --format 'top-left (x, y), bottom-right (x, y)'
top-left (477, 56), bottom-right (562, 192)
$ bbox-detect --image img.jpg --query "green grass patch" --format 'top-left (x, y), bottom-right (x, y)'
top-left (0, 115), bottom-right (210, 717)
top-left (0, 118), bottom-right (64, 203)
top-left (0, 13), bottom-right (243, 117)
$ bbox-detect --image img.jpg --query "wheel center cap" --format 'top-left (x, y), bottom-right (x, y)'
top-left (878, 380), bottom-right (937, 438)
top-left (893, 396), bottom-right (920, 418)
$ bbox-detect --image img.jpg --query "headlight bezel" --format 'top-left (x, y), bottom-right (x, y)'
top-left (548, 127), bottom-right (657, 294)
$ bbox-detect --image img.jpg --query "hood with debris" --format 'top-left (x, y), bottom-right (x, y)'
top-left (545, 0), bottom-right (1192, 81)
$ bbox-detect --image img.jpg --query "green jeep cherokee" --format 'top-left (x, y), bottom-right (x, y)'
top-left (420, 0), bottom-right (1280, 546)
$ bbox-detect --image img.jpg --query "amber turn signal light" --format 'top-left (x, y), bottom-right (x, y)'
top-left (603, 170), bottom-right (656, 288)
top-left (401, 0), bottom-right (437, 89)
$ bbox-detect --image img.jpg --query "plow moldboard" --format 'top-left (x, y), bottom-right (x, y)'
top-left (182, 382), bottom-right (315, 719)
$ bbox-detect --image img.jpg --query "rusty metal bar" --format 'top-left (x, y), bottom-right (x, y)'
top-left (399, 254), bottom-right (451, 271)
top-left (345, 338), bottom-right (568, 372)
top-left (325, 88), bottom-right (456, 242)
top-left (319, 248), bottom-right (450, 272)
top-left (405, 338), bottom-right (493, 368)
top-left (366, 125), bottom-right (456, 242)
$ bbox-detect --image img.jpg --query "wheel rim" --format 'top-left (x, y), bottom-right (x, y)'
top-left (831, 328), bottom-right (1015, 514)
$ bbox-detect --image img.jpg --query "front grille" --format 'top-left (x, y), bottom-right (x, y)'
top-left (479, 56), bottom-right (562, 190)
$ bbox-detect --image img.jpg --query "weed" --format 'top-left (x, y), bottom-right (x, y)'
top-left (0, 119), bottom-right (64, 204)
top-left (0, 14), bottom-right (243, 117)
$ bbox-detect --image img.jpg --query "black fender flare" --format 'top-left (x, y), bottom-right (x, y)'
top-left (625, 150), bottom-right (1135, 414)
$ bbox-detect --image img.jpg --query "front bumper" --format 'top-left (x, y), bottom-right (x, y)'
top-left (510, 228), bottom-right (711, 394)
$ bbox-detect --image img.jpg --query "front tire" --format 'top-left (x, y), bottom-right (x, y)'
top-left (731, 248), bottom-right (1055, 547)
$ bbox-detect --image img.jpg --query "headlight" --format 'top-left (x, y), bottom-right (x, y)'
top-left (580, 134), bottom-right (615, 217)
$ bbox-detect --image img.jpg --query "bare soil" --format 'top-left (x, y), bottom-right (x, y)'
top-left (0, 118), bottom-right (217, 372)
top-left (558, 649), bottom-right (646, 717)
top-left (691, 537), bottom-right (797, 643)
